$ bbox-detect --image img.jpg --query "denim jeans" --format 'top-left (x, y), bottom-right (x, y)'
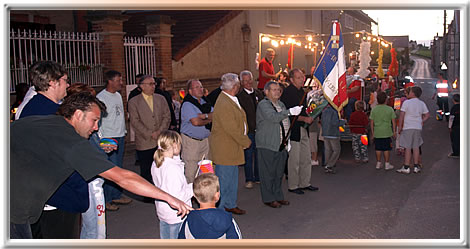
top-left (243, 133), bottom-right (259, 182)
top-left (159, 221), bottom-right (182, 239)
top-left (215, 165), bottom-right (238, 209)
top-left (103, 136), bottom-right (126, 203)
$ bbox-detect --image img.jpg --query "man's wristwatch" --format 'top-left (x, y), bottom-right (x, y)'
top-left (204, 113), bottom-right (208, 119)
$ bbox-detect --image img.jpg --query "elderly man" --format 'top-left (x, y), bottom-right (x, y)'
top-left (128, 75), bottom-right (171, 190)
top-left (280, 68), bottom-right (319, 195)
top-left (10, 92), bottom-right (191, 239)
top-left (258, 48), bottom-right (281, 91)
top-left (96, 70), bottom-right (131, 211)
top-left (236, 70), bottom-right (264, 189)
top-left (209, 73), bottom-right (251, 215)
top-left (256, 81), bottom-right (302, 208)
top-left (180, 79), bottom-right (213, 183)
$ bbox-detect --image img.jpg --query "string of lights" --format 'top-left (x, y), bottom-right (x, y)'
top-left (259, 30), bottom-right (392, 55)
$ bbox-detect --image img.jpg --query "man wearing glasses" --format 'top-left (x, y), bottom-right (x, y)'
top-left (128, 75), bottom-right (171, 196)
top-left (180, 79), bottom-right (213, 184)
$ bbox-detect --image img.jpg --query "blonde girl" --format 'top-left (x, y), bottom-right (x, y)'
top-left (151, 130), bottom-right (193, 239)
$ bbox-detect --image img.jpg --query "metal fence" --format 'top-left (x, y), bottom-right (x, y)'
top-left (9, 29), bottom-right (103, 93)
top-left (124, 36), bottom-right (156, 85)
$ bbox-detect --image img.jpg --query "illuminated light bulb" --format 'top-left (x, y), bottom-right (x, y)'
top-left (296, 42), bottom-right (301, 47)
top-left (372, 37), bottom-right (377, 42)
top-left (287, 38), bottom-right (293, 44)
top-left (262, 36), bottom-right (270, 42)
top-left (280, 40), bottom-right (285, 45)
top-left (320, 40), bottom-right (324, 44)
top-left (307, 36), bottom-right (313, 41)
top-left (311, 48), bottom-right (314, 52)
top-left (349, 52), bottom-right (353, 57)
top-left (305, 45), bottom-right (308, 49)
top-left (371, 51), bottom-right (375, 55)
top-left (355, 33), bottom-right (360, 38)
top-left (362, 36), bottom-right (367, 40)
top-left (367, 36), bottom-right (371, 40)
top-left (271, 40), bottom-right (279, 47)
top-left (320, 51), bottom-right (323, 55)
top-left (384, 43), bottom-right (389, 48)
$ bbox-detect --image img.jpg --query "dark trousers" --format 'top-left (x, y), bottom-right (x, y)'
top-left (258, 148), bottom-right (288, 203)
top-left (30, 209), bottom-right (80, 239)
top-left (10, 222), bottom-right (32, 239)
top-left (450, 127), bottom-right (460, 155)
top-left (137, 147), bottom-right (158, 185)
top-left (437, 97), bottom-right (449, 120)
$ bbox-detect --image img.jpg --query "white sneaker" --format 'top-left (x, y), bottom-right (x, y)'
top-left (311, 160), bottom-right (319, 166)
top-left (385, 163), bottom-right (394, 170)
top-left (245, 181), bottom-right (254, 189)
top-left (413, 165), bottom-right (421, 173)
top-left (375, 162), bottom-right (382, 169)
top-left (396, 166), bottom-right (411, 174)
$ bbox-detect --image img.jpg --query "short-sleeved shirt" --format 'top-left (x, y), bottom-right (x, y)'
top-left (258, 58), bottom-right (274, 90)
top-left (180, 97), bottom-right (212, 140)
top-left (401, 98), bottom-right (429, 130)
top-left (97, 89), bottom-right (126, 137)
top-left (10, 115), bottom-right (115, 224)
top-left (369, 104), bottom-right (396, 138)
top-left (347, 79), bottom-right (362, 100)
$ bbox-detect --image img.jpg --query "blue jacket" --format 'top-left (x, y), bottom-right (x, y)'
top-left (321, 105), bottom-right (346, 138)
top-left (178, 208), bottom-right (241, 239)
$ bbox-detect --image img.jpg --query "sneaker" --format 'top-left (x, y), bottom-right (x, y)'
top-left (448, 152), bottom-right (459, 158)
top-left (324, 166), bottom-right (336, 174)
top-left (106, 203), bottom-right (119, 211)
top-left (311, 160), bottom-right (319, 166)
top-left (376, 162), bottom-right (382, 169)
top-left (413, 164), bottom-right (422, 173)
top-left (396, 165), bottom-right (411, 174)
top-left (362, 159), bottom-right (369, 163)
top-left (245, 181), bottom-right (254, 189)
top-left (385, 163), bottom-right (394, 170)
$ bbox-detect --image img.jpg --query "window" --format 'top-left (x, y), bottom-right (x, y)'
top-left (266, 10), bottom-right (280, 28)
top-left (305, 11), bottom-right (313, 31)
top-left (344, 14), bottom-right (353, 30)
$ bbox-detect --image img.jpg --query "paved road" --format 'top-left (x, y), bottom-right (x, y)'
top-left (106, 57), bottom-right (460, 242)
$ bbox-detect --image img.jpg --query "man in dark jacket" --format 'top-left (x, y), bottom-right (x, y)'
top-left (236, 70), bottom-right (263, 189)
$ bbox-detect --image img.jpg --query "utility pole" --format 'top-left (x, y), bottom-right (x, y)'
top-left (443, 10), bottom-right (447, 78)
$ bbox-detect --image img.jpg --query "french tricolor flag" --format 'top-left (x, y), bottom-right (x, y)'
top-left (312, 20), bottom-right (348, 113)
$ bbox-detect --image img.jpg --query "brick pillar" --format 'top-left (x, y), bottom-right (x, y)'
top-left (145, 15), bottom-right (174, 90)
top-left (86, 11), bottom-right (131, 137)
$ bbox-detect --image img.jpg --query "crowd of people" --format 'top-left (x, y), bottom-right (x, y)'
top-left (10, 48), bottom-right (459, 240)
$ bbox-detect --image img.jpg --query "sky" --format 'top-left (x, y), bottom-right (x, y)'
top-left (363, 10), bottom-right (456, 46)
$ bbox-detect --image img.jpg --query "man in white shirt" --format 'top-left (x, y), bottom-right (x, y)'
top-left (96, 70), bottom-right (131, 211)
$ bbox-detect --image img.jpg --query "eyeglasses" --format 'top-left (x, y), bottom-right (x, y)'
top-left (141, 82), bottom-right (156, 86)
top-left (59, 76), bottom-right (70, 84)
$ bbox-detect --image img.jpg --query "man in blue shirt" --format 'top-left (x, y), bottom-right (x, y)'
top-left (19, 60), bottom-right (90, 239)
top-left (180, 79), bottom-right (213, 184)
